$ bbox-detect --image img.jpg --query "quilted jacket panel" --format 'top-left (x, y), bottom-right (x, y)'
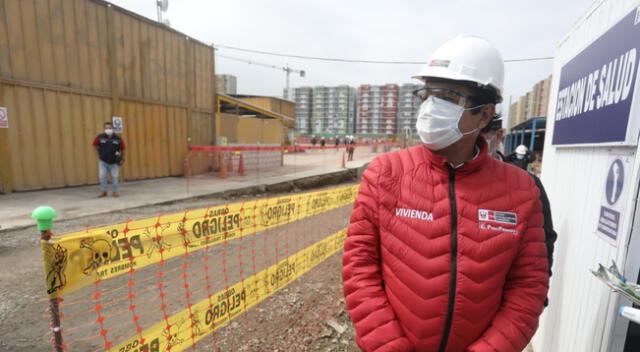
top-left (343, 141), bottom-right (549, 352)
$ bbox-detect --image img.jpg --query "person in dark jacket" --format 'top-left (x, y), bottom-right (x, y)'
top-left (506, 144), bottom-right (536, 170)
top-left (481, 120), bottom-right (558, 297)
top-left (92, 122), bottom-right (126, 197)
top-left (347, 136), bottom-right (356, 161)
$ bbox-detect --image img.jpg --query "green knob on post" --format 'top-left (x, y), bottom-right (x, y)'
top-left (31, 206), bottom-right (58, 231)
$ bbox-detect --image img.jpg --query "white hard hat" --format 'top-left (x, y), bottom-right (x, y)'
top-left (515, 145), bottom-right (528, 155)
top-left (413, 36), bottom-right (504, 103)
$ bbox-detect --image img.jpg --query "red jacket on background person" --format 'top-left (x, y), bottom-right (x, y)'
top-left (342, 139), bottom-right (549, 352)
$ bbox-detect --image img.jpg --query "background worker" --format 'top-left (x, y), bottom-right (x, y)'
top-left (507, 144), bottom-right (536, 170)
top-left (92, 122), bottom-right (125, 197)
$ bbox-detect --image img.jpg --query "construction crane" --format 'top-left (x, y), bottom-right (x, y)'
top-left (215, 52), bottom-right (305, 97)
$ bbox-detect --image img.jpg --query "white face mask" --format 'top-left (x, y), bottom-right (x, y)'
top-left (105, 129), bottom-right (114, 135)
top-left (416, 96), bottom-right (481, 151)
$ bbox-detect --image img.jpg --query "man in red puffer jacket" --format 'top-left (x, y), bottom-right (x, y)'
top-left (342, 36), bottom-right (549, 352)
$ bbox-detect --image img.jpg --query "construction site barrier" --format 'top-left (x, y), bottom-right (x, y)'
top-left (188, 141), bottom-right (403, 152)
top-left (185, 142), bottom-right (403, 179)
top-left (36, 184), bottom-right (359, 351)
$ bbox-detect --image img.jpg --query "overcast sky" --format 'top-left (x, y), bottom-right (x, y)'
top-left (108, 0), bottom-right (595, 111)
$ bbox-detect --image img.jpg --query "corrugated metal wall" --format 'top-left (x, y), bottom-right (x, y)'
top-left (533, 1), bottom-right (640, 351)
top-left (0, 0), bottom-right (215, 192)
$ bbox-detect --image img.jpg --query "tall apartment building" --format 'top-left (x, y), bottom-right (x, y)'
top-left (508, 75), bottom-right (553, 129)
top-left (293, 87), bottom-right (312, 135)
top-left (311, 86), bottom-right (354, 135)
top-left (357, 84), bottom-right (399, 135)
top-left (397, 83), bottom-right (421, 135)
top-left (215, 74), bottom-right (237, 94)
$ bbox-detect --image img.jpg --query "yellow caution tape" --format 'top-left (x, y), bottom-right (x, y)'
top-left (40, 185), bottom-right (358, 298)
top-left (111, 228), bottom-right (347, 352)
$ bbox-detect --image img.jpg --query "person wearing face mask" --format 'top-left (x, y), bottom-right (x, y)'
top-left (506, 144), bottom-right (537, 171)
top-left (343, 36), bottom-right (549, 352)
top-left (92, 122), bottom-right (126, 197)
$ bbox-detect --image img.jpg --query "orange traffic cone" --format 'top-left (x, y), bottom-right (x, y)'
top-left (218, 153), bottom-right (228, 178)
top-left (238, 153), bottom-right (245, 176)
top-left (341, 152), bottom-right (346, 168)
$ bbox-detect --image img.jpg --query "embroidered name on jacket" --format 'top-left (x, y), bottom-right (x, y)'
top-left (478, 209), bottom-right (517, 225)
top-left (395, 208), bottom-right (434, 221)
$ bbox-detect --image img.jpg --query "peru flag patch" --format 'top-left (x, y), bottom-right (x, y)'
top-left (478, 209), bottom-right (517, 225)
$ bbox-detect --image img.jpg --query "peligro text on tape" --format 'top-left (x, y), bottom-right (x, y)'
top-left (112, 228), bottom-right (348, 352)
top-left (41, 185), bottom-right (359, 298)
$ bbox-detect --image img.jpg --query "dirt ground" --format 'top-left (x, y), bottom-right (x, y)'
top-left (0, 182), bottom-right (360, 352)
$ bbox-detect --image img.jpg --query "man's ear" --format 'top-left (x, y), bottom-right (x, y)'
top-left (477, 104), bottom-right (496, 130)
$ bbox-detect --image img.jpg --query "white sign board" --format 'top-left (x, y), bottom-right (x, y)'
top-left (0, 107), bottom-right (8, 128)
top-left (112, 116), bottom-right (123, 133)
top-left (596, 153), bottom-right (634, 245)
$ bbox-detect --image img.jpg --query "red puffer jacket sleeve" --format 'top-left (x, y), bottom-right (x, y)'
top-left (467, 182), bottom-right (550, 352)
top-left (342, 158), bottom-right (413, 352)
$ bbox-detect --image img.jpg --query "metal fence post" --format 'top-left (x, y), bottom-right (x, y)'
top-left (32, 206), bottom-right (64, 352)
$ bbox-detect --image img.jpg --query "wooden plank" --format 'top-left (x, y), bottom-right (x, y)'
top-left (114, 12), bottom-right (126, 95)
top-left (29, 88), bottom-right (54, 187)
top-left (123, 101), bottom-right (136, 179)
top-left (138, 102), bottom-right (149, 179)
top-left (167, 107), bottom-right (177, 175)
top-left (148, 23), bottom-right (159, 101)
top-left (151, 104), bottom-right (161, 177)
top-left (16, 87), bottom-right (38, 189)
top-left (168, 32), bottom-right (179, 104)
top-left (176, 109), bottom-right (188, 170)
top-left (0, 82), bottom-right (14, 192)
top-left (159, 105), bottom-right (168, 176)
top-left (0, 0), bottom-right (13, 77)
top-left (131, 17), bottom-right (142, 98)
top-left (61, 0), bottom-right (80, 87)
top-left (132, 101), bottom-right (144, 179)
top-left (83, 95), bottom-right (100, 185)
top-left (48, 0), bottom-right (69, 85)
top-left (19, 0), bottom-right (43, 82)
top-left (95, 5), bottom-right (110, 92)
top-left (178, 35), bottom-right (187, 105)
top-left (33, 0), bottom-right (56, 84)
top-left (158, 30), bottom-right (167, 102)
top-left (121, 15), bottom-right (133, 97)
top-left (73, 0), bottom-right (92, 89)
top-left (139, 21), bottom-right (150, 100)
top-left (44, 90), bottom-right (66, 187)
top-left (71, 93), bottom-right (88, 184)
top-left (5, 0), bottom-right (27, 79)
top-left (56, 92), bottom-right (75, 186)
top-left (4, 86), bottom-right (23, 190)
top-left (84, 0), bottom-right (103, 91)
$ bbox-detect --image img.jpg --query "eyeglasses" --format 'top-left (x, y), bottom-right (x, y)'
top-left (412, 87), bottom-right (475, 107)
